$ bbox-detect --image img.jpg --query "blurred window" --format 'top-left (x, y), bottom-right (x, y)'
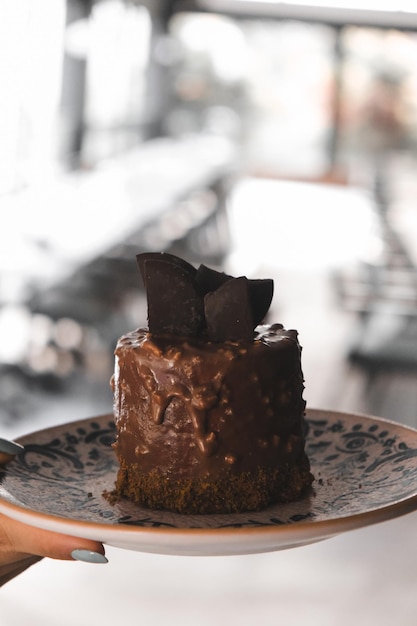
top-left (2, 1), bottom-right (417, 188)
top-left (0, 0), bottom-right (151, 195)
top-left (169, 13), bottom-right (336, 178)
top-left (81, 1), bottom-right (151, 164)
top-left (338, 27), bottom-right (417, 159)
top-left (0, 1), bottom-right (66, 195)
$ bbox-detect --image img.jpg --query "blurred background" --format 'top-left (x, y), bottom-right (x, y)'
top-left (1, 1), bottom-right (417, 624)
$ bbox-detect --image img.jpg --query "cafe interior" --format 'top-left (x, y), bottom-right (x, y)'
top-left (2, 1), bottom-right (417, 623)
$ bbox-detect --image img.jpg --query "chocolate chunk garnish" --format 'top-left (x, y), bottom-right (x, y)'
top-left (204, 277), bottom-right (254, 342)
top-left (137, 252), bottom-right (197, 285)
top-left (136, 252), bottom-right (274, 341)
top-left (195, 264), bottom-right (232, 296)
top-left (138, 255), bottom-right (205, 337)
top-left (196, 266), bottom-right (273, 325)
top-left (248, 279), bottom-right (274, 326)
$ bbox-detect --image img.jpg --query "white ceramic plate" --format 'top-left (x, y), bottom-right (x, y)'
top-left (1, 409), bottom-right (417, 556)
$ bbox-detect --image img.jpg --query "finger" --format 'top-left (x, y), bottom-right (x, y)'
top-left (0, 438), bottom-right (24, 466)
top-left (0, 439), bottom-right (107, 565)
top-left (0, 515), bottom-right (107, 563)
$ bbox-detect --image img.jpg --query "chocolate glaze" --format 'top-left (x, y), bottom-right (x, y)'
top-left (112, 323), bottom-right (307, 480)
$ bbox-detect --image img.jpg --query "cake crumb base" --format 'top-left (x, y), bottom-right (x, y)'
top-left (107, 460), bottom-right (314, 514)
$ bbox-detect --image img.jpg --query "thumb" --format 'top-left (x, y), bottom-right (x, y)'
top-left (0, 514), bottom-right (107, 563)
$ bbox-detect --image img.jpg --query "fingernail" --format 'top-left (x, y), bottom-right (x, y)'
top-left (71, 549), bottom-right (108, 564)
top-left (0, 438), bottom-right (24, 456)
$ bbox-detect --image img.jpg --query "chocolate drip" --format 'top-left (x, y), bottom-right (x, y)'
top-left (136, 348), bottom-right (222, 455)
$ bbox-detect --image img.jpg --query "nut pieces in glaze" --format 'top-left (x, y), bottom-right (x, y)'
top-left (136, 252), bottom-right (274, 342)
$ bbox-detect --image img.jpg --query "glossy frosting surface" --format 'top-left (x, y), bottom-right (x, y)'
top-left (112, 324), bottom-right (307, 478)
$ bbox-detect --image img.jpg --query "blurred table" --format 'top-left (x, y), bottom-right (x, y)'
top-left (0, 134), bottom-right (236, 310)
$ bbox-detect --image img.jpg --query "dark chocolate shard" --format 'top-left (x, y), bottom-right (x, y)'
top-left (248, 279), bottom-right (274, 326)
top-left (136, 252), bottom-right (197, 287)
top-left (139, 256), bottom-right (205, 337)
top-left (195, 264), bottom-right (232, 296)
top-left (204, 277), bottom-right (254, 342)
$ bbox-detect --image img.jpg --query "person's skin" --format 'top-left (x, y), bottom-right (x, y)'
top-left (0, 438), bottom-right (107, 585)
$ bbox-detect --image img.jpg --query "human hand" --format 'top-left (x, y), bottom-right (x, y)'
top-left (0, 437), bottom-right (107, 586)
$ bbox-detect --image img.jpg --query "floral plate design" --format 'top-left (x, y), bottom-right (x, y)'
top-left (1, 408), bottom-right (417, 556)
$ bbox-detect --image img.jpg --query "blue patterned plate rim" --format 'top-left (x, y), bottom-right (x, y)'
top-left (1, 408), bottom-right (417, 556)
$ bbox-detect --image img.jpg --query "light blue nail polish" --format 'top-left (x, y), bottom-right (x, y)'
top-left (0, 438), bottom-right (24, 456)
top-left (71, 549), bottom-right (108, 564)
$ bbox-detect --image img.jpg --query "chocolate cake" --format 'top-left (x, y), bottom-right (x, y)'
top-left (110, 253), bottom-right (313, 514)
